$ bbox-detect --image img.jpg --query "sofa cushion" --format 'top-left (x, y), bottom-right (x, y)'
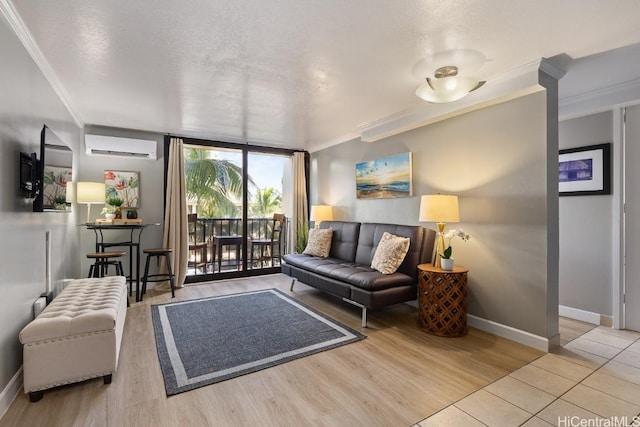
top-left (371, 232), bottom-right (410, 274)
top-left (283, 253), bottom-right (414, 291)
top-left (316, 264), bottom-right (414, 291)
top-left (283, 253), bottom-right (344, 271)
top-left (303, 228), bottom-right (333, 257)
top-left (355, 223), bottom-right (425, 280)
top-left (320, 221), bottom-right (361, 262)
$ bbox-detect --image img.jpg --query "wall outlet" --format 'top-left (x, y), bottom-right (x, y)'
top-left (40, 291), bottom-right (53, 305)
top-left (33, 297), bottom-right (47, 319)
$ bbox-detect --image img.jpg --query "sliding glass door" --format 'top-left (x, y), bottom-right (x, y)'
top-left (184, 145), bottom-right (244, 278)
top-left (183, 141), bottom-right (290, 283)
top-left (247, 152), bottom-right (286, 271)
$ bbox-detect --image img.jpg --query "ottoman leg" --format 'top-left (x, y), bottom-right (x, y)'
top-left (28, 391), bottom-right (44, 402)
top-left (103, 374), bottom-right (112, 384)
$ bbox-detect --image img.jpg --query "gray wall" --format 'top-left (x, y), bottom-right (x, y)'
top-left (312, 92), bottom-right (557, 338)
top-left (559, 111), bottom-right (614, 316)
top-left (79, 126), bottom-right (166, 281)
top-left (0, 15), bottom-right (81, 395)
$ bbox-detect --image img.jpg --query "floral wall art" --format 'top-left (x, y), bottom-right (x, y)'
top-left (104, 170), bottom-right (140, 207)
top-left (43, 165), bottom-right (71, 209)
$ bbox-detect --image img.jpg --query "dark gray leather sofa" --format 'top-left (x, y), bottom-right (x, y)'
top-left (282, 221), bottom-right (436, 327)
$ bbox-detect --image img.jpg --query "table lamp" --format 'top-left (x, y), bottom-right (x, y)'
top-left (76, 182), bottom-right (105, 224)
top-left (310, 205), bottom-right (333, 228)
top-left (419, 195), bottom-right (460, 268)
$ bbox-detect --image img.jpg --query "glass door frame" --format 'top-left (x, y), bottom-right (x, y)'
top-left (163, 135), bottom-right (308, 284)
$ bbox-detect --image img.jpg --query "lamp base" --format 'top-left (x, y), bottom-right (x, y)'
top-left (434, 222), bottom-right (446, 268)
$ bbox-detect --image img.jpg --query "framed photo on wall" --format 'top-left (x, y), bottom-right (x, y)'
top-left (355, 152), bottom-right (412, 199)
top-left (104, 170), bottom-right (140, 207)
top-left (559, 143), bottom-right (611, 196)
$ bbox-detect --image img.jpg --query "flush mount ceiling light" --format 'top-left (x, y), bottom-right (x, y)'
top-left (413, 49), bottom-right (487, 104)
top-left (416, 65), bottom-right (486, 103)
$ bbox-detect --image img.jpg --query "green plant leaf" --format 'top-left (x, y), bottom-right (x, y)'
top-left (442, 246), bottom-right (452, 259)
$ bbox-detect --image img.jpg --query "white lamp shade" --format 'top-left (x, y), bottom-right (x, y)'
top-left (76, 182), bottom-right (105, 204)
top-left (310, 205), bottom-right (333, 223)
top-left (419, 195), bottom-right (460, 223)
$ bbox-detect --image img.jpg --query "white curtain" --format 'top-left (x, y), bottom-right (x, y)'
top-left (160, 137), bottom-right (189, 288)
top-left (292, 152), bottom-right (308, 253)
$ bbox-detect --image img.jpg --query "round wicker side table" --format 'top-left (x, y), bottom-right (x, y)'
top-left (417, 263), bottom-right (469, 337)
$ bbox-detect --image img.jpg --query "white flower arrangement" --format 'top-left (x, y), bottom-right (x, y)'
top-left (101, 205), bottom-right (118, 215)
top-left (440, 229), bottom-right (470, 259)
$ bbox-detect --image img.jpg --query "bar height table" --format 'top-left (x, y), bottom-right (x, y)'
top-left (86, 223), bottom-right (159, 302)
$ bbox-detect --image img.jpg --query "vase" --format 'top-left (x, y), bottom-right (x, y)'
top-left (127, 209), bottom-right (138, 219)
top-left (115, 207), bottom-right (122, 219)
top-left (440, 258), bottom-right (454, 271)
top-left (105, 213), bottom-right (116, 220)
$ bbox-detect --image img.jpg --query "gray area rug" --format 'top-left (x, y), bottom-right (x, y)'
top-left (151, 288), bottom-right (366, 395)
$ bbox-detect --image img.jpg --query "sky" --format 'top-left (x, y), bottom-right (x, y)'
top-left (206, 148), bottom-right (285, 192)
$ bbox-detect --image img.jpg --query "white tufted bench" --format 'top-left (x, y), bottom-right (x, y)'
top-left (19, 276), bottom-right (128, 402)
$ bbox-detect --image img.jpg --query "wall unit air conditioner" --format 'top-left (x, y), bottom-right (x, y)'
top-left (85, 134), bottom-right (157, 159)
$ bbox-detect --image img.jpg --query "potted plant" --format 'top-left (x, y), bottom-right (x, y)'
top-left (101, 204), bottom-right (118, 220)
top-left (54, 195), bottom-right (68, 211)
top-left (440, 229), bottom-right (470, 270)
top-left (126, 208), bottom-right (138, 219)
top-left (106, 196), bottom-right (124, 219)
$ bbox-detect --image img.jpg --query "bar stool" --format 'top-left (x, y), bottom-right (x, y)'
top-left (140, 248), bottom-right (176, 301)
top-left (87, 251), bottom-right (126, 278)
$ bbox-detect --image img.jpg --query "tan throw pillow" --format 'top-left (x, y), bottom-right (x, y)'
top-left (303, 228), bottom-right (333, 257)
top-left (371, 232), bottom-right (410, 275)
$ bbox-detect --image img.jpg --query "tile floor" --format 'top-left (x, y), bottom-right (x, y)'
top-left (415, 320), bottom-right (640, 427)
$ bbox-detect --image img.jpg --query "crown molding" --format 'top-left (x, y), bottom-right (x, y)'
top-left (539, 58), bottom-right (567, 80)
top-left (0, 0), bottom-right (83, 128)
top-left (559, 77), bottom-right (640, 120)
top-left (306, 131), bottom-right (360, 153)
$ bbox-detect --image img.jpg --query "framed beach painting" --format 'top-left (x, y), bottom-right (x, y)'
top-left (559, 143), bottom-right (611, 196)
top-left (104, 170), bottom-right (140, 207)
top-left (355, 152), bottom-right (412, 199)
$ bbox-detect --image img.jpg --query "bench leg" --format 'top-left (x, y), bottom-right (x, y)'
top-left (290, 278), bottom-right (296, 291)
top-left (28, 391), bottom-right (44, 402)
top-left (103, 374), bottom-right (112, 384)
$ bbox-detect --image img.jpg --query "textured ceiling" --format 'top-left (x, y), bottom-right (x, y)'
top-left (9, 0), bottom-right (640, 151)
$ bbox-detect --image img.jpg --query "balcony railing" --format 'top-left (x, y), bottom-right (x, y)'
top-left (187, 216), bottom-right (288, 276)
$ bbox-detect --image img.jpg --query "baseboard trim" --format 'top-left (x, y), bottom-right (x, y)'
top-left (0, 367), bottom-right (22, 420)
top-left (559, 305), bottom-right (613, 327)
top-left (467, 315), bottom-right (552, 352)
top-left (405, 301), bottom-right (552, 351)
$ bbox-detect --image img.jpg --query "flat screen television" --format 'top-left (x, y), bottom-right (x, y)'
top-left (33, 125), bottom-right (73, 212)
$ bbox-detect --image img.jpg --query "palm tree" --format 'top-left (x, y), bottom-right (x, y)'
top-left (250, 187), bottom-right (282, 218)
top-left (184, 147), bottom-right (255, 217)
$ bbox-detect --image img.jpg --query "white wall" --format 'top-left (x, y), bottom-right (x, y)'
top-left (311, 91), bottom-right (558, 339)
top-left (556, 44), bottom-right (640, 327)
top-left (0, 13), bottom-right (81, 409)
top-left (78, 126), bottom-right (165, 283)
top-left (558, 112), bottom-right (614, 316)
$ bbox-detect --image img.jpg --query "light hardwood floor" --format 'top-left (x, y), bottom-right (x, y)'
top-left (2, 274), bottom-right (546, 427)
